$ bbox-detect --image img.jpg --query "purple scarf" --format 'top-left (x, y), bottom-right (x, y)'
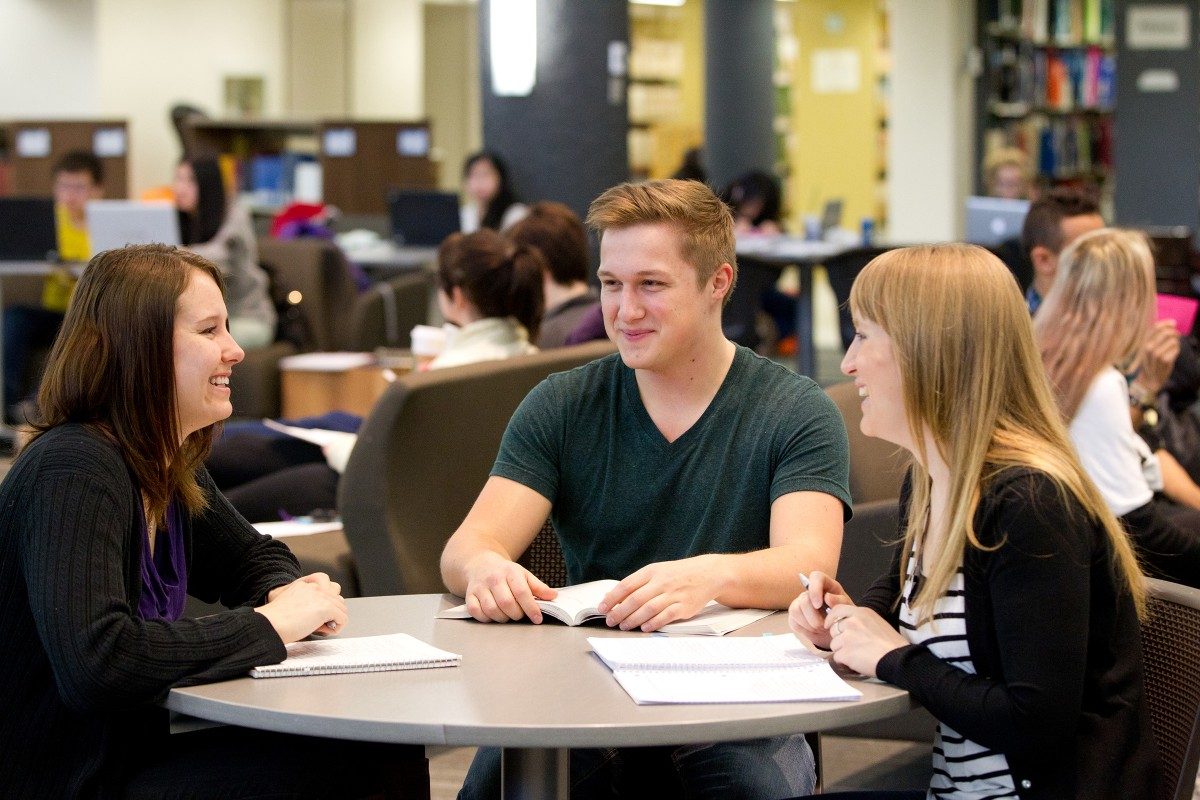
top-left (136, 499), bottom-right (187, 621)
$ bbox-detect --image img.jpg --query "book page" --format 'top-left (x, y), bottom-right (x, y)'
top-left (658, 606), bottom-right (774, 636)
top-left (611, 664), bottom-right (862, 705)
top-left (535, 579), bottom-right (618, 625)
top-left (262, 419), bottom-right (358, 451)
top-left (588, 633), bottom-right (821, 671)
top-left (250, 633), bottom-right (460, 678)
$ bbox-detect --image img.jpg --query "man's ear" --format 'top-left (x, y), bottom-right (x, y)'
top-left (710, 262), bottom-right (735, 302)
top-left (1030, 245), bottom-right (1058, 280)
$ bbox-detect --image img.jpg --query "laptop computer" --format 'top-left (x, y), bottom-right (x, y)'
top-left (388, 190), bottom-right (461, 247)
top-left (86, 201), bottom-right (181, 253)
top-left (819, 199), bottom-right (844, 236)
top-left (965, 196), bottom-right (1031, 246)
top-left (0, 198), bottom-right (58, 260)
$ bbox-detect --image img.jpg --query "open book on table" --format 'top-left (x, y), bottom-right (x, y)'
top-left (587, 634), bottom-right (862, 705)
top-left (436, 578), bottom-right (774, 635)
top-left (249, 632), bottom-right (461, 678)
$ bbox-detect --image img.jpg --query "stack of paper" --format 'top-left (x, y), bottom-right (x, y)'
top-left (587, 634), bottom-right (862, 705)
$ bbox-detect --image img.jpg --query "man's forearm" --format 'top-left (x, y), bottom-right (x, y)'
top-left (711, 544), bottom-right (839, 609)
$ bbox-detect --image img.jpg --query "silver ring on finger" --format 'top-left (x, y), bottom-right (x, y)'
top-left (835, 619), bottom-right (843, 635)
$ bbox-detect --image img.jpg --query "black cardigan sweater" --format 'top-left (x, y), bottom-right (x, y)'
top-left (867, 469), bottom-right (1161, 800)
top-left (0, 425), bottom-right (301, 798)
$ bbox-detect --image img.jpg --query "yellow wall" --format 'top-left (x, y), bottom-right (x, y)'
top-left (782, 0), bottom-right (883, 230)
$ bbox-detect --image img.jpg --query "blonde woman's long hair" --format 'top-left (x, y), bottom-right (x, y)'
top-left (1034, 227), bottom-right (1156, 420)
top-left (851, 244), bottom-right (1145, 620)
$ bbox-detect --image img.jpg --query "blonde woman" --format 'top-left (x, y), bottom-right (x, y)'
top-left (790, 244), bottom-right (1158, 799)
top-left (1036, 228), bottom-right (1200, 587)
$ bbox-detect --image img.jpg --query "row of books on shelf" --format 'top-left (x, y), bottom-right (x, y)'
top-left (217, 152), bottom-right (322, 209)
top-left (987, 113), bottom-right (1113, 181)
top-left (990, 44), bottom-right (1114, 114)
top-left (993, 0), bottom-right (1114, 46)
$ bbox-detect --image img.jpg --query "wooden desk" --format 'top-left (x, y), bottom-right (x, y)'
top-left (168, 594), bottom-right (914, 800)
top-left (280, 362), bottom-right (399, 418)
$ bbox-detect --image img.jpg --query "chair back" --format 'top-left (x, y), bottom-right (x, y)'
top-left (824, 380), bottom-right (909, 504)
top-left (338, 340), bottom-right (616, 595)
top-left (1142, 577), bottom-right (1200, 800)
top-left (517, 519), bottom-right (569, 588)
top-left (258, 237), bottom-right (359, 352)
top-left (343, 271), bottom-right (432, 351)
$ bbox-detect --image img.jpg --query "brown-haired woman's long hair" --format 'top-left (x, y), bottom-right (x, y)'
top-left (32, 244), bottom-right (226, 521)
top-left (851, 243), bottom-right (1146, 620)
top-left (1034, 228), bottom-right (1155, 420)
top-left (437, 229), bottom-right (545, 341)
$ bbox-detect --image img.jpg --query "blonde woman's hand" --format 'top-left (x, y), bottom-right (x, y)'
top-left (824, 605), bottom-right (908, 678)
top-left (788, 571), bottom-right (851, 649)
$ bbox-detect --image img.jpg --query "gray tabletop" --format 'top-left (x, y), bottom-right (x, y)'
top-left (167, 594), bottom-right (914, 749)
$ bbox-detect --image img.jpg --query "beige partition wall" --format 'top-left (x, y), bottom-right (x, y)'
top-left (287, 0), bottom-right (351, 117)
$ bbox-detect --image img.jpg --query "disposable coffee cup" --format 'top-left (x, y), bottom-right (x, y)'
top-left (410, 324), bottom-right (448, 367)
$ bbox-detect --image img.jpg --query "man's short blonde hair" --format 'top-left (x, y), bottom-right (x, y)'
top-left (586, 179), bottom-right (737, 301)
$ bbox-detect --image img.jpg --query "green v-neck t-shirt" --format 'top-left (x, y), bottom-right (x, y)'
top-left (491, 345), bottom-right (852, 584)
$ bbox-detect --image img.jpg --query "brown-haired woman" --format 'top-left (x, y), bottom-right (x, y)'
top-left (0, 244), bottom-right (420, 798)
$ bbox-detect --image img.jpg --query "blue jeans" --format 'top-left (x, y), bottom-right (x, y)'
top-left (457, 734), bottom-right (816, 800)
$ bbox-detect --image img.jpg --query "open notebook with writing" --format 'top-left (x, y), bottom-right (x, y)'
top-left (587, 634), bottom-right (862, 704)
top-left (437, 579), bottom-right (774, 635)
top-left (250, 633), bottom-right (461, 678)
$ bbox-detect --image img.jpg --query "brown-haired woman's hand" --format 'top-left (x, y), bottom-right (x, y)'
top-left (256, 578), bottom-right (349, 644)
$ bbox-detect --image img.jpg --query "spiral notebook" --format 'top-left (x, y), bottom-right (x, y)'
top-left (587, 634), bottom-right (861, 704)
top-left (250, 633), bottom-right (461, 678)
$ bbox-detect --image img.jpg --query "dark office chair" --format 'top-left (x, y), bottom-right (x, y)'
top-left (338, 341), bottom-right (616, 596)
top-left (823, 379), bottom-right (936, 745)
top-left (1141, 577), bottom-right (1200, 800)
top-left (824, 246), bottom-right (894, 350)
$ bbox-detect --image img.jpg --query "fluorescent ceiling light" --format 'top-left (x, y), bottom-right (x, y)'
top-left (490, 0), bottom-right (537, 96)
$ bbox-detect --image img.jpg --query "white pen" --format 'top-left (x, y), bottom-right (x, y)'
top-left (797, 572), bottom-right (832, 615)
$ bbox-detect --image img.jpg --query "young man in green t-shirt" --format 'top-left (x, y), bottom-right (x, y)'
top-left (442, 179), bottom-right (851, 799)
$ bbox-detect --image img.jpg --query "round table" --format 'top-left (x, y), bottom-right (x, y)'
top-left (168, 594), bottom-right (914, 799)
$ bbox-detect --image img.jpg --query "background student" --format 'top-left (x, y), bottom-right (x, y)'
top-left (459, 150), bottom-right (528, 234)
top-left (443, 179), bottom-right (849, 799)
top-left (3, 150), bottom-right (104, 422)
top-left (0, 243), bottom-right (422, 798)
top-left (174, 155), bottom-right (276, 348)
top-left (505, 201), bottom-right (599, 348)
top-left (1036, 228), bottom-right (1200, 587)
top-left (206, 228), bottom-right (546, 522)
top-left (791, 243), bottom-right (1158, 800)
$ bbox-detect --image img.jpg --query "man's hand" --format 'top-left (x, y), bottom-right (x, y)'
top-left (597, 555), bottom-right (729, 632)
top-left (463, 551), bottom-right (558, 623)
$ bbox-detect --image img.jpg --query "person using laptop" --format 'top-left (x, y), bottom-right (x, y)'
top-left (0, 243), bottom-right (425, 798)
top-left (174, 156), bottom-right (276, 348)
top-left (791, 243), bottom-right (1158, 800)
top-left (443, 179), bottom-right (850, 799)
top-left (505, 201), bottom-right (599, 348)
top-left (459, 151), bottom-right (528, 234)
top-left (983, 146), bottom-right (1035, 201)
top-left (3, 150), bottom-right (104, 422)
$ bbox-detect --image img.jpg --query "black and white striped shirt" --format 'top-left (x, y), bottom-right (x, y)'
top-left (899, 550), bottom-right (1019, 800)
